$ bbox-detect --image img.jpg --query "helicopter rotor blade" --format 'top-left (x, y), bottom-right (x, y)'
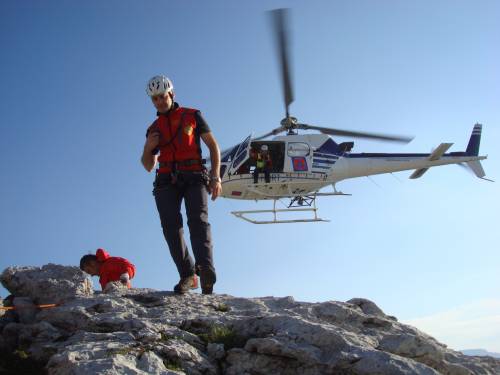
top-left (253, 126), bottom-right (286, 141)
top-left (297, 123), bottom-right (414, 143)
top-left (270, 8), bottom-right (294, 118)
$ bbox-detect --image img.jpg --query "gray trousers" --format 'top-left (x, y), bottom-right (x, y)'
top-left (153, 173), bottom-right (216, 283)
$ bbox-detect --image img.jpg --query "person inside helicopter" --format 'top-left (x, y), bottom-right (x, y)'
top-left (227, 141), bottom-right (284, 178)
top-left (252, 144), bottom-right (272, 183)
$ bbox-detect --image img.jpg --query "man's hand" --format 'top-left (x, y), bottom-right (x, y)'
top-left (145, 130), bottom-right (160, 153)
top-left (141, 130), bottom-right (160, 172)
top-left (208, 179), bottom-right (222, 201)
top-left (200, 132), bottom-right (222, 201)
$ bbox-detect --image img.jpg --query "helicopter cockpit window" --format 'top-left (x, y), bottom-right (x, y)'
top-left (232, 137), bottom-right (251, 169)
top-left (287, 142), bottom-right (310, 157)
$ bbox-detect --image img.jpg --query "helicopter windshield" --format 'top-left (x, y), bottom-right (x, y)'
top-left (231, 136), bottom-right (252, 170)
top-left (222, 135), bottom-right (252, 176)
top-left (221, 146), bottom-right (238, 163)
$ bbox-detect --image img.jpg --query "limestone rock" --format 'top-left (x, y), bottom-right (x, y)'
top-left (13, 297), bottom-right (37, 324)
top-left (1, 264), bottom-right (499, 375)
top-left (347, 297), bottom-right (388, 317)
top-left (103, 280), bottom-right (129, 294)
top-left (1, 264), bottom-right (93, 304)
top-left (207, 343), bottom-right (225, 360)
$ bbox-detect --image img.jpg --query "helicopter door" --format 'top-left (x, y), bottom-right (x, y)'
top-left (228, 134), bottom-right (252, 175)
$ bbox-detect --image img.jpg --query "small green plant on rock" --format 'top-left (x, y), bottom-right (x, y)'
top-left (14, 349), bottom-right (29, 359)
top-left (163, 358), bottom-right (183, 371)
top-left (160, 332), bottom-right (175, 342)
top-left (198, 325), bottom-right (245, 350)
top-left (213, 303), bottom-right (230, 312)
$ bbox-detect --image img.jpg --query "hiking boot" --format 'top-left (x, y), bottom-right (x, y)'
top-left (202, 285), bottom-right (213, 295)
top-left (173, 275), bottom-right (196, 294)
top-left (201, 284), bottom-right (214, 294)
top-left (199, 268), bottom-right (216, 295)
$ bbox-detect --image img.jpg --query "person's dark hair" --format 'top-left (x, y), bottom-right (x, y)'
top-left (80, 254), bottom-right (97, 270)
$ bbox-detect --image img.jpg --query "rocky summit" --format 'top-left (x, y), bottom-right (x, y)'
top-left (0, 265), bottom-right (499, 375)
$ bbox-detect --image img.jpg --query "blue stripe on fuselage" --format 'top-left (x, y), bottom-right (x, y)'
top-left (312, 165), bottom-right (331, 169)
top-left (313, 153), bottom-right (338, 160)
top-left (313, 158), bottom-right (336, 164)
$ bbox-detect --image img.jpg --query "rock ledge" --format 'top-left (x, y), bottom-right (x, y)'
top-left (1, 265), bottom-right (499, 375)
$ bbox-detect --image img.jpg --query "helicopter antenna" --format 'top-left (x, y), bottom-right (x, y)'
top-left (390, 172), bottom-right (403, 184)
top-left (365, 175), bottom-right (382, 188)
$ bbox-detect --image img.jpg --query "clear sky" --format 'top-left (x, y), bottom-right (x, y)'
top-left (1, 0), bottom-right (499, 352)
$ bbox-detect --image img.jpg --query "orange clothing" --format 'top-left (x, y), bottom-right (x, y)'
top-left (96, 248), bottom-right (136, 290)
top-left (148, 106), bottom-right (203, 173)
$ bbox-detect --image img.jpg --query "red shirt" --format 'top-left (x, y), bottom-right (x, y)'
top-left (96, 248), bottom-right (136, 290)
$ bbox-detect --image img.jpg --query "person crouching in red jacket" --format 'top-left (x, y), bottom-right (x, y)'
top-left (80, 248), bottom-right (136, 291)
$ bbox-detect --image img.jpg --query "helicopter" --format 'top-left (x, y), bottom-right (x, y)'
top-left (216, 9), bottom-right (490, 224)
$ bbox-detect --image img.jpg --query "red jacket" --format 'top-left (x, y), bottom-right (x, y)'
top-left (148, 106), bottom-right (203, 173)
top-left (96, 248), bottom-right (136, 290)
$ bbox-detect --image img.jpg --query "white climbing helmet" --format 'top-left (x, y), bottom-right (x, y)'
top-left (146, 75), bottom-right (174, 97)
top-left (261, 145), bottom-right (269, 151)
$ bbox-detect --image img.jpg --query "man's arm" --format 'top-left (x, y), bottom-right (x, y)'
top-left (200, 132), bottom-right (222, 201)
top-left (119, 263), bottom-right (135, 286)
top-left (99, 275), bottom-right (108, 291)
top-left (141, 131), bottom-right (160, 172)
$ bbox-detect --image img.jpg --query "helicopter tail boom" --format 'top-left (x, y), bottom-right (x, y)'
top-left (409, 142), bottom-right (453, 179)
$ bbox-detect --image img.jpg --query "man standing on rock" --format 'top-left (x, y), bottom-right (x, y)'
top-left (141, 75), bottom-right (221, 295)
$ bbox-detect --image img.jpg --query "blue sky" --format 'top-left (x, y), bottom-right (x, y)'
top-left (1, 1), bottom-right (499, 352)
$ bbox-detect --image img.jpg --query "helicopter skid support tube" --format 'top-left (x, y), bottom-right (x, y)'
top-left (231, 207), bottom-right (329, 224)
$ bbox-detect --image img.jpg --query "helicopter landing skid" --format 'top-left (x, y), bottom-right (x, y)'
top-left (231, 197), bottom-right (330, 224)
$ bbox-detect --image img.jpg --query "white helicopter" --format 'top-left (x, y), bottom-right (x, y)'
top-left (217, 9), bottom-right (490, 224)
